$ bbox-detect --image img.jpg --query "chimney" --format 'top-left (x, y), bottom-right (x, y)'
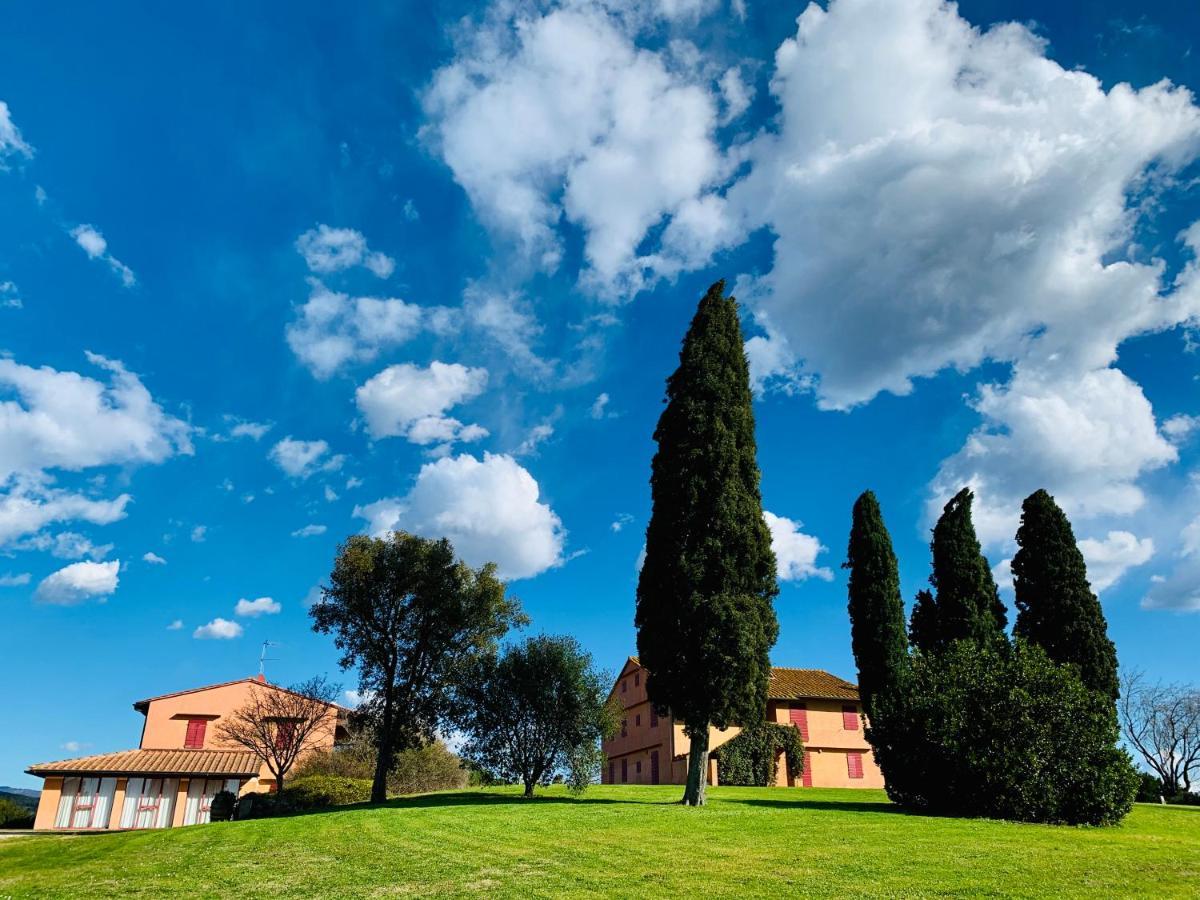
top-left (256, 673), bottom-right (266, 683)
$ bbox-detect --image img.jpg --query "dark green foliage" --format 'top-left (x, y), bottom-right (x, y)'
top-left (1012, 490), bottom-right (1119, 700)
top-left (911, 488), bottom-right (1006, 652)
top-left (0, 796), bottom-right (34, 828)
top-left (1169, 791), bottom-right (1200, 806)
top-left (311, 531), bottom-right (525, 802)
top-left (845, 491), bottom-right (909, 717)
top-left (635, 280), bottom-right (779, 805)
top-left (907, 590), bottom-right (937, 652)
top-left (295, 734), bottom-right (469, 795)
top-left (452, 635), bottom-right (615, 798)
top-left (1136, 772), bottom-right (1164, 803)
top-left (285, 775), bottom-right (373, 808)
top-left (712, 722), bottom-right (805, 787)
top-left (887, 640), bottom-right (1137, 825)
top-left (208, 790), bottom-right (237, 822)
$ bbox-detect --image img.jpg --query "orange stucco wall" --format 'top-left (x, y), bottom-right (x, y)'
top-left (600, 659), bottom-right (885, 790)
top-left (32, 776), bottom-right (63, 830)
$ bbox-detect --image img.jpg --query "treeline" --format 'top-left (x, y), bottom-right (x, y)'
top-left (846, 488), bottom-right (1138, 825)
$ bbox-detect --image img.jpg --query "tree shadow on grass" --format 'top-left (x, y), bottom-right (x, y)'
top-left (721, 796), bottom-right (904, 816)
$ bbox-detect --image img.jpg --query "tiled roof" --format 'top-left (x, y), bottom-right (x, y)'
top-left (132, 677), bottom-right (350, 713)
top-left (26, 748), bottom-right (261, 777)
top-left (768, 668), bottom-right (859, 701)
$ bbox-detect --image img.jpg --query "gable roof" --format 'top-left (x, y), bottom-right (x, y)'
top-left (26, 748), bottom-right (261, 778)
top-left (617, 657), bottom-right (860, 702)
top-left (132, 677), bottom-right (350, 714)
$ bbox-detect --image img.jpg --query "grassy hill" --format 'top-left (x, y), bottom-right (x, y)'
top-left (0, 786), bottom-right (1196, 897)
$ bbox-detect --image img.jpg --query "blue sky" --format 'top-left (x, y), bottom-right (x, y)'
top-left (3, 0), bottom-right (1200, 787)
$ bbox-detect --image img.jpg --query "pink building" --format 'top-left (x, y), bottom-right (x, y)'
top-left (602, 656), bottom-right (885, 789)
top-left (26, 675), bottom-right (348, 830)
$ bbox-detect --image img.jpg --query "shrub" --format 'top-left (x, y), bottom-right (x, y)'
top-left (883, 640), bottom-right (1137, 825)
top-left (712, 722), bottom-right (804, 787)
top-left (295, 735), bottom-right (468, 796)
top-left (1136, 772), bottom-right (1165, 803)
top-left (284, 775), bottom-right (373, 809)
top-left (208, 790), bottom-right (237, 822)
top-left (0, 797), bottom-right (34, 829)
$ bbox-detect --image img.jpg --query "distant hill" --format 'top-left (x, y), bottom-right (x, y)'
top-left (0, 787), bottom-right (39, 810)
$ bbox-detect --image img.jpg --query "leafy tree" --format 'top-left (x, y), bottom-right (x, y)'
top-left (311, 532), bottom-right (525, 803)
top-left (711, 722), bottom-right (804, 787)
top-left (452, 635), bottom-right (616, 798)
top-left (898, 640), bottom-right (1137, 824)
top-left (910, 488), bottom-right (1006, 651)
top-left (845, 491), bottom-right (909, 716)
top-left (636, 279), bottom-right (779, 806)
top-left (215, 675), bottom-right (339, 795)
top-left (1011, 489), bottom-right (1119, 700)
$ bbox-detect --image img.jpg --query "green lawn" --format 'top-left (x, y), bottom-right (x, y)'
top-left (1, 786), bottom-right (1196, 898)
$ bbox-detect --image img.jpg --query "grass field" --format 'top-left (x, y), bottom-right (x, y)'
top-left (0, 786), bottom-right (1196, 898)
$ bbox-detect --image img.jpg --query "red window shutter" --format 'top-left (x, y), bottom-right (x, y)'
top-left (621, 718), bottom-right (628, 737)
top-left (801, 750), bottom-right (813, 787)
top-left (635, 714), bottom-right (640, 727)
top-left (842, 705), bottom-right (860, 731)
top-left (847, 751), bottom-right (864, 779)
top-left (275, 721), bottom-right (295, 750)
top-left (789, 704), bottom-right (809, 741)
top-left (650, 708), bottom-right (658, 727)
top-left (184, 719), bottom-right (207, 749)
top-left (650, 751), bottom-right (659, 785)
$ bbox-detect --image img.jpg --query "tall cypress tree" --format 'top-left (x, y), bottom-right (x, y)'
top-left (1011, 489), bottom-right (1119, 700)
top-left (635, 279), bottom-right (779, 807)
top-left (911, 488), bottom-right (1007, 652)
top-left (845, 491), bottom-right (908, 716)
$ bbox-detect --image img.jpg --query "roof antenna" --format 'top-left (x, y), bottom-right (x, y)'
top-left (258, 640), bottom-right (279, 681)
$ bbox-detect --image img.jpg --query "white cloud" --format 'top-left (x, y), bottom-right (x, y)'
top-left (343, 689), bottom-right (374, 708)
top-left (717, 66), bottom-right (753, 125)
top-left (235, 596), bottom-right (281, 617)
top-left (355, 452), bottom-right (565, 580)
top-left (295, 224), bottom-right (395, 278)
top-left (142, 551), bottom-right (167, 565)
top-left (422, 4), bottom-right (727, 295)
top-left (0, 353), bottom-right (192, 483)
top-left (190, 525), bottom-right (207, 543)
top-left (463, 286), bottom-right (554, 381)
top-left (1163, 414), bottom-right (1200, 443)
top-left (70, 225), bottom-right (136, 287)
top-left (515, 423), bottom-right (555, 457)
top-left (227, 420), bottom-right (273, 441)
top-left (61, 741), bottom-right (90, 753)
top-left (269, 437), bottom-right (344, 479)
top-left (589, 393), bottom-right (612, 420)
top-left (17, 531), bottom-right (113, 561)
top-left (763, 510), bottom-right (833, 582)
top-left (291, 524), bottom-right (327, 538)
top-left (0, 485), bottom-right (130, 546)
top-left (355, 362), bottom-right (489, 446)
top-left (0, 281), bottom-right (21, 309)
top-left (611, 513), bottom-right (633, 533)
top-left (1078, 531), bottom-right (1155, 592)
top-left (166, 619), bottom-right (183, 630)
top-left (323, 485), bottom-right (339, 502)
top-left (0, 572), bottom-right (30, 587)
top-left (0, 100), bottom-right (33, 165)
top-left (194, 617), bottom-right (243, 639)
top-left (35, 559), bottom-right (120, 605)
top-left (345, 476), bottom-right (364, 490)
top-left (286, 279), bottom-right (443, 379)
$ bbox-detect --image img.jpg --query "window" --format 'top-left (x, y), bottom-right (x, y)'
top-left (650, 750), bottom-right (660, 785)
top-left (184, 718), bottom-right (207, 749)
top-left (621, 718), bottom-right (628, 737)
top-left (650, 708), bottom-right (658, 727)
top-left (608, 762), bottom-right (614, 784)
top-left (275, 721), bottom-right (296, 749)
top-left (789, 704), bottom-right (809, 741)
top-left (621, 680), bottom-right (627, 693)
top-left (635, 714), bottom-right (641, 727)
top-left (842, 705), bottom-right (860, 731)
top-left (621, 759), bottom-right (627, 782)
top-left (636, 761), bottom-right (642, 774)
top-left (847, 751), bottom-right (864, 780)
top-left (634, 672), bottom-right (640, 686)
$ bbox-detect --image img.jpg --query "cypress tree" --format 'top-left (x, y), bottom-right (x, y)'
top-left (1011, 489), bottom-right (1119, 700)
top-left (911, 488), bottom-right (1007, 652)
top-left (908, 589), bottom-right (938, 653)
top-left (845, 491), bottom-right (908, 716)
top-left (635, 279), bottom-right (779, 807)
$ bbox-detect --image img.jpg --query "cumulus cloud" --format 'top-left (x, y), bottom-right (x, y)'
top-left (0, 100), bottom-right (33, 165)
top-left (0, 485), bottom-right (130, 546)
top-left (515, 423), bottom-right (555, 457)
top-left (0, 353), bottom-right (192, 484)
top-left (422, 3), bottom-right (729, 295)
top-left (235, 596), bottom-right (281, 617)
top-left (166, 619), bottom-right (183, 630)
top-left (354, 452), bottom-right (566, 580)
top-left (190, 525), bottom-right (207, 543)
top-left (70, 225), bottom-right (136, 287)
top-left (355, 362), bottom-right (489, 447)
top-left (295, 225), bottom-right (395, 278)
top-left (763, 510), bottom-right (833, 582)
top-left (1077, 531), bottom-right (1155, 593)
top-left (225, 419), bottom-right (273, 441)
top-left (1162, 414), bottom-right (1200, 444)
top-left (291, 524), bottom-right (327, 538)
top-left (0, 572), bottom-right (31, 587)
top-left (142, 551), bottom-right (167, 565)
top-left (15, 531), bottom-right (113, 561)
top-left (269, 437), bottom-right (344, 479)
top-left (589, 393), bottom-right (612, 420)
top-left (194, 618), bottom-right (243, 639)
top-left (35, 559), bottom-right (120, 605)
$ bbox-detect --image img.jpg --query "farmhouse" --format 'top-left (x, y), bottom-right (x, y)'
top-left (602, 656), bottom-right (884, 788)
top-left (25, 675), bottom-right (347, 830)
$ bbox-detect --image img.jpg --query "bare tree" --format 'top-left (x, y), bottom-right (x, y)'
top-left (1119, 669), bottom-right (1200, 796)
top-left (216, 676), bottom-right (341, 794)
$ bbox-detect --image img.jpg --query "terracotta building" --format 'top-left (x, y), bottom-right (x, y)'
top-left (601, 656), bottom-right (885, 789)
top-left (26, 676), bottom-right (347, 830)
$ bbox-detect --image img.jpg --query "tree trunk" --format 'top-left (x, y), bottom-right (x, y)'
top-left (523, 778), bottom-right (535, 799)
top-left (682, 726), bottom-right (710, 807)
top-left (276, 770), bottom-right (285, 796)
